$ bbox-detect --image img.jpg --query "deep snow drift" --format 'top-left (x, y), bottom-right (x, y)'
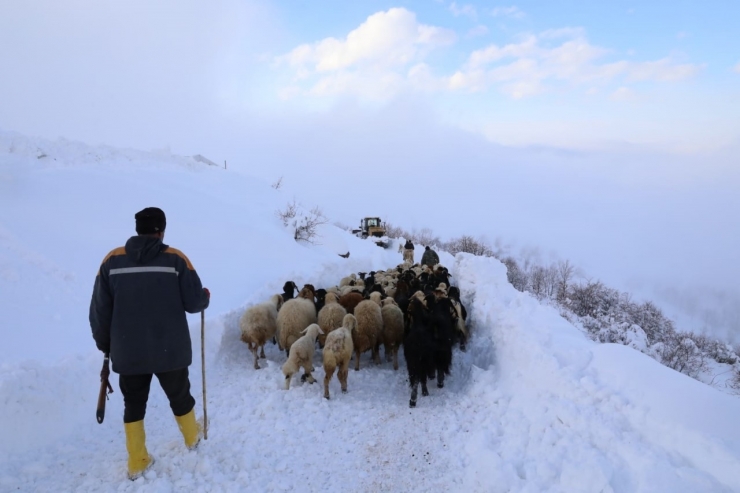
top-left (1, 132), bottom-right (739, 492)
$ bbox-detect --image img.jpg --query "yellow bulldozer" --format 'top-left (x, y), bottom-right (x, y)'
top-left (353, 217), bottom-right (389, 247)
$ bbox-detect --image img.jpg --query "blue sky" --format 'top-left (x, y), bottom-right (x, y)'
top-left (1, 0), bottom-right (738, 151)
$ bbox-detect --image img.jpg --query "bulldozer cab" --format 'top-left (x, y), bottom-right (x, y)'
top-left (355, 217), bottom-right (386, 238)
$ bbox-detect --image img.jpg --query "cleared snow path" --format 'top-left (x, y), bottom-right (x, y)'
top-left (2, 255), bottom-right (740, 492)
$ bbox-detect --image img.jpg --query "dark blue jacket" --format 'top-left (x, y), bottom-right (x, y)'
top-left (90, 236), bottom-right (209, 375)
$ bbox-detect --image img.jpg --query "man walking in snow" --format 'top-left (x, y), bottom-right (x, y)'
top-left (421, 245), bottom-right (440, 267)
top-left (403, 239), bottom-right (415, 264)
top-left (89, 207), bottom-right (210, 480)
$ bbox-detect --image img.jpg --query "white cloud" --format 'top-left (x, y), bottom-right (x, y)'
top-left (466, 25), bottom-right (489, 38)
top-left (734, 62), bottom-right (740, 73)
top-left (449, 2), bottom-right (477, 19)
top-left (273, 8), bottom-right (456, 101)
top-left (449, 29), bottom-right (703, 97)
top-left (490, 6), bottom-right (525, 18)
top-left (276, 8), bottom-right (455, 73)
top-left (275, 10), bottom-right (703, 103)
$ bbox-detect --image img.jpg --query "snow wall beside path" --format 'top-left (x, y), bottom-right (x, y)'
top-left (454, 253), bottom-right (740, 492)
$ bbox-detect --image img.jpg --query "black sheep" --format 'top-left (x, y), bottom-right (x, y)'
top-left (425, 294), bottom-right (458, 389)
top-left (314, 288), bottom-right (327, 314)
top-left (281, 281), bottom-right (298, 302)
top-left (404, 297), bottom-right (435, 408)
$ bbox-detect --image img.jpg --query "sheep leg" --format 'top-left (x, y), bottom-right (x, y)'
top-left (354, 349), bottom-right (361, 371)
top-left (384, 343), bottom-right (392, 363)
top-left (421, 371), bottom-right (430, 397)
top-left (437, 369), bottom-right (445, 389)
top-left (260, 345), bottom-right (266, 359)
top-left (302, 363), bottom-right (316, 384)
top-left (323, 365), bottom-right (334, 399)
top-left (372, 344), bottom-right (381, 365)
top-left (247, 343), bottom-right (260, 370)
top-left (284, 373), bottom-right (291, 390)
top-left (339, 360), bottom-right (350, 393)
top-left (393, 347), bottom-right (399, 371)
top-left (409, 375), bottom-right (418, 408)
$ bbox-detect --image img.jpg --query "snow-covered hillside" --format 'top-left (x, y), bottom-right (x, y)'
top-left (1, 132), bottom-right (739, 492)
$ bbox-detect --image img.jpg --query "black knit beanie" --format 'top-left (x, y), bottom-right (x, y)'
top-left (135, 207), bottom-right (166, 234)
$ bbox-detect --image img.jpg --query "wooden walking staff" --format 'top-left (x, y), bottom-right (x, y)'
top-left (201, 310), bottom-right (208, 440)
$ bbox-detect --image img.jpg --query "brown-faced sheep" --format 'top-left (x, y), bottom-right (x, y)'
top-left (297, 284), bottom-right (316, 302)
top-left (352, 292), bottom-right (383, 371)
top-left (239, 294), bottom-right (284, 370)
top-left (317, 292), bottom-right (347, 347)
top-left (338, 291), bottom-right (364, 315)
top-left (380, 297), bottom-right (404, 371)
top-left (322, 314), bottom-right (356, 399)
top-left (276, 298), bottom-right (317, 356)
top-left (282, 324), bottom-right (324, 390)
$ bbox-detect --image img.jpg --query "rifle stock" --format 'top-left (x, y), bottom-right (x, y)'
top-left (96, 353), bottom-right (114, 424)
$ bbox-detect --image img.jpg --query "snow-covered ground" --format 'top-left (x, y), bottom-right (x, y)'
top-left (1, 132), bottom-right (739, 492)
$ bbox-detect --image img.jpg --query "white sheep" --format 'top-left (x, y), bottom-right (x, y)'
top-left (239, 294), bottom-right (284, 370)
top-left (322, 314), bottom-right (357, 399)
top-left (277, 298), bottom-right (317, 356)
top-left (282, 323), bottom-right (324, 390)
top-left (339, 273), bottom-right (357, 288)
top-left (352, 291), bottom-right (383, 370)
top-left (317, 292), bottom-right (347, 347)
top-left (380, 297), bottom-right (404, 371)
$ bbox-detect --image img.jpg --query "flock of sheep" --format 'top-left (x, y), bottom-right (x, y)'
top-left (238, 261), bottom-right (468, 407)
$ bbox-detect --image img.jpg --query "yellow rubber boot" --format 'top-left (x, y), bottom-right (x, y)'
top-left (175, 409), bottom-right (202, 450)
top-left (124, 420), bottom-right (154, 480)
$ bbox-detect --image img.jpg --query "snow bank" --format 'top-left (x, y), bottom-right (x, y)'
top-left (2, 131), bottom-right (739, 492)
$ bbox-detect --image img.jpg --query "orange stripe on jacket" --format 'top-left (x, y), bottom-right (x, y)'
top-left (97, 246), bottom-right (126, 275)
top-left (164, 247), bottom-right (195, 270)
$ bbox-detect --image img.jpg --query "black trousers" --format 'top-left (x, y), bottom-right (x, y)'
top-left (119, 367), bottom-right (195, 423)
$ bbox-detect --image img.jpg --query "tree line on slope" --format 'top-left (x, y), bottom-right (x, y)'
top-left (382, 221), bottom-right (740, 395)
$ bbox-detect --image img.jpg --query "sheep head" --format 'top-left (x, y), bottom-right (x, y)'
top-left (342, 314), bottom-right (357, 332)
top-left (300, 323), bottom-right (324, 339)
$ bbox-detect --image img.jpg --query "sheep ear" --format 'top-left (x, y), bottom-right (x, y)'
top-left (300, 326), bottom-right (309, 334)
top-left (318, 327), bottom-right (325, 334)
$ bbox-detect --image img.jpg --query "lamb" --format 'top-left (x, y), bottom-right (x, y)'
top-left (276, 298), bottom-right (317, 355)
top-left (380, 297), bottom-right (404, 370)
top-left (239, 294), bottom-right (284, 370)
top-left (317, 292), bottom-right (347, 347)
top-left (352, 291), bottom-right (383, 370)
top-left (282, 324), bottom-right (324, 390)
top-left (322, 314), bottom-right (357, 399)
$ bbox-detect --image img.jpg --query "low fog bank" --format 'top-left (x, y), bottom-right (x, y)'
top-left (218, 103), bottom-right (740, 342)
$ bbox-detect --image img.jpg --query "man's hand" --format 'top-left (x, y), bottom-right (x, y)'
top-left (204, 287), bottom-right (210, 299)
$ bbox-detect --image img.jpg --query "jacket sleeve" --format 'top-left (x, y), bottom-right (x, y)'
top-left (178, 256), bottom-right (210, 313)
top-left (89, 265), bottom-right (113, 353)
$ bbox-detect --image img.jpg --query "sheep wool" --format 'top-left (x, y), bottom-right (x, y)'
top-left (282, 324), bottom-right (324, 390)
top-left (277, 298), bottom-right (317, 355)
top-left (239, 294), bottom-right (284, 370)
top-left (317, 292), bottom-right (347, 347)
top-left (322, 314), bottom-right (357, 399)
top-left (352, 293), bottom-right (383, 371)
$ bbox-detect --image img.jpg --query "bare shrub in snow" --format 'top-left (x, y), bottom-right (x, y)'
top-left (271, 176), bottom-right (284, 189)
top-left (294, 206), bottom-right (327, 243)
top-left (502, 257), bottom-right (528, 292)
top-left (656, 331), bottom-right (708, 378)
top-left (276, 198), bottom-right (297, 226)
top-left (383, 221), bottom-right (411, 240)
top-left (444, 235), bottom-right (494, 257)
